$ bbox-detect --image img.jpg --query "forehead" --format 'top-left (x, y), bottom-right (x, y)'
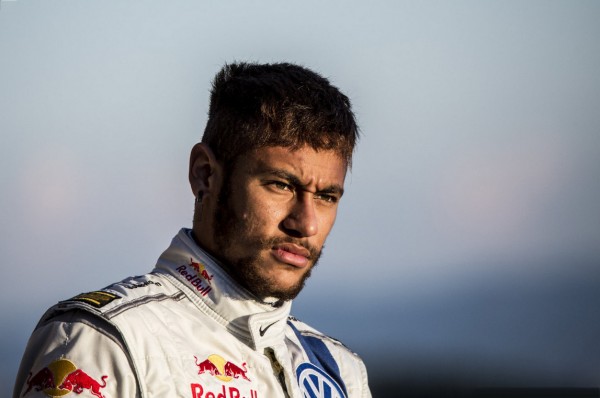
top-left (238, 146), bottom-right (347, 186)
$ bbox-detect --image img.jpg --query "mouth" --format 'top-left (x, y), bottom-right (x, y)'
top-left (271, 243), bottom-right (312, 268)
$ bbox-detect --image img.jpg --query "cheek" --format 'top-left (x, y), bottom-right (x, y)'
top-left (240, 202), bottom-right (285, 234)
top-left (245, 190), bottom-right (288, 223)
top-left (267, 204), bottom-right (288, 222)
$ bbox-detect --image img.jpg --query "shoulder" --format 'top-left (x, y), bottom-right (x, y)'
top-left (14, 309), bottom-right (139, 398)
top-left (12, 272), bottom-right (179, 398)
top-left (42, 271), bottom-right (182, 323)
top-left (14, 272), bottom-right (185, 398)
top-left (287, 316), bottom-right (372, 398)
top-left (287, 316), bottom-right (360, 358)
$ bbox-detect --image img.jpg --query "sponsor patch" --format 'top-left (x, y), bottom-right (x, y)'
top-left (121, 279), bottom-right (162, 290)
top-left (296, 362), bottom-right (346, 398)
top-left (188, 258), bottom-right (213, 286)
top-left (174, 258), bottom-right (213, 297)
top-left (68, 291), bottom-right (120, 308)
top-left (23, 358), bottom-right (108, 397)
top-left (194, 354), bottom-right (250, 382)
top-left (191, 354), bottom-right (257, 398)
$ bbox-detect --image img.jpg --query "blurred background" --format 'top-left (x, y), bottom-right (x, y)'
top-left (1, 1), bottom-right (599, 396)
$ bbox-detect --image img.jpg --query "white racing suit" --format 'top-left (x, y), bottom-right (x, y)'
top-left (14, 229), bottom-right (372, 398)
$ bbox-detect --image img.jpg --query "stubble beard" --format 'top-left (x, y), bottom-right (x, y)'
top-left (212, 172), bottom-right (321, 302)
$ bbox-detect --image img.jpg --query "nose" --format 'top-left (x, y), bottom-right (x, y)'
top-left (281, 194), bottom-right (318, 238)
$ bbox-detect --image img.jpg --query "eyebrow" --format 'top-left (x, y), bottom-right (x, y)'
top-left (263, 169), bottom-right (345, 197)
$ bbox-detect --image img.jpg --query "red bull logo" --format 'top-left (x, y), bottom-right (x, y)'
top-left (194, 355), bottom-right (250, 382)
top-left (192, 355), bottom-right (257, 398)
top-left (189, 258), bottom-right (214, 285)
top-left (23, 358), bottom-right (108, 398)
top-left (175, 259), bottom-right (213, 297)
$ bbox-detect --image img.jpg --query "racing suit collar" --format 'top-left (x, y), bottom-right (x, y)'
top-left (154, 228), bottom-right (292, 351)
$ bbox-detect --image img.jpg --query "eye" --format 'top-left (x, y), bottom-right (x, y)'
top-left (314, 193), bottom-right (339, 204)
top-left (268, 181), bottom-right (293, 192)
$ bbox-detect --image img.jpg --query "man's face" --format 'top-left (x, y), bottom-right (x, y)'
top-left (211, 146), bottom-right (347, 301)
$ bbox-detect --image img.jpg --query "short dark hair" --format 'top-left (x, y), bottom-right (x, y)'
top-left (201, 62), bottom-right (358, 167)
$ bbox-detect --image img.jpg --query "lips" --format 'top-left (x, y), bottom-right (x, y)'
top-left (271, 243), bottom-right (311, 268)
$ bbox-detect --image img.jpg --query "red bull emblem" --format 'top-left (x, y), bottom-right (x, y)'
top-left (23, 358), bottom-right (108, 398)
top-left (189, 258), bottom-right (214, 285)
top-left (175, 259), bottom-right (213, 297)
top-left (191, 355), bottom-right (257, 398)
top-left (194, 355), bottom-right (250, 382)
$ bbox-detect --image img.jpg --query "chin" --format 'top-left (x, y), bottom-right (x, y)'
top-left (226, 252), bottom-right (315, 301)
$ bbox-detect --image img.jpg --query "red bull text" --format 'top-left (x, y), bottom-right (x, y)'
top-left (190, 384), bottom-right (258, 398)
top-left (176, 260), bottom-right (213, 296)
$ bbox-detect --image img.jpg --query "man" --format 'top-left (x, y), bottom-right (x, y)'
top-left (14, 62), bottom-right (371, 398)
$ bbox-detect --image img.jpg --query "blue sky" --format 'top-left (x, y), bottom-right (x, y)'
top-left (2, 1), bottom-right (600, 394)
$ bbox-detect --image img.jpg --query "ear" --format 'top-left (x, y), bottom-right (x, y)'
top-left (189, 143), bottom-right (222, 200)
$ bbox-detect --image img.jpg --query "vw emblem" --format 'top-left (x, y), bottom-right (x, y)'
top-left (296, 363), bottom-right (346, 398)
